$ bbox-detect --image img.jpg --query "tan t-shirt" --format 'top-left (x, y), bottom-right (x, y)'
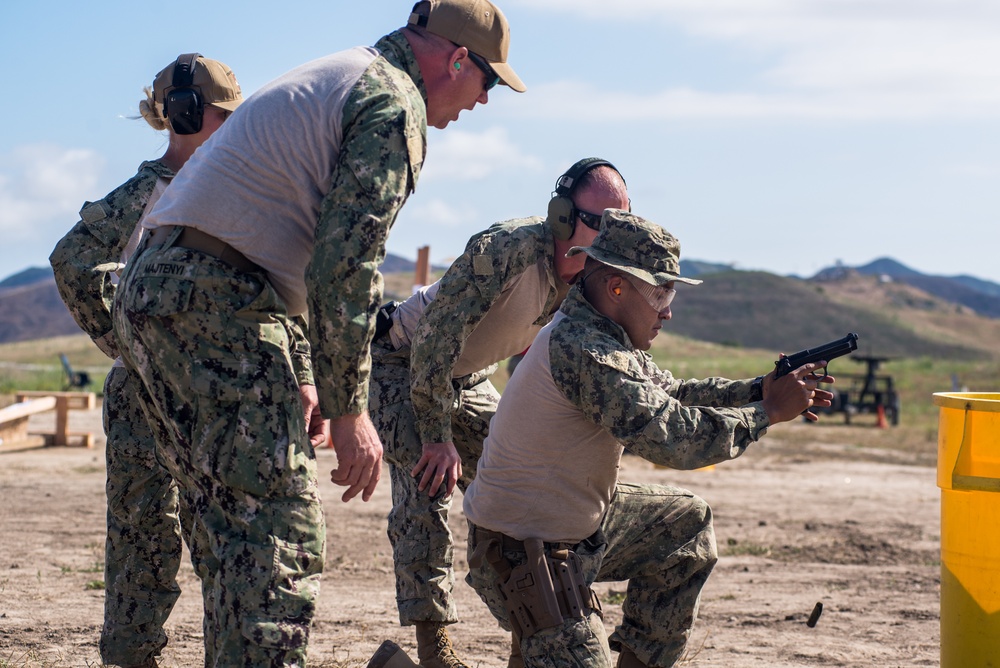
top-left (389, 258), bottom-right (566, 378)
top-left (463, 312), bottom-right (623, 543)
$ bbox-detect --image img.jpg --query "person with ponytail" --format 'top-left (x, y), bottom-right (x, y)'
top-left (49, 54), bottom-right (242, 668)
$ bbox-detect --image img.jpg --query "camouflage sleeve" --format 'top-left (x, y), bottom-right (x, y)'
top-left (409, 221), bottom-right (541, 444)
top-left (642, 355), bottom-right (756, 407)
top-left (551, 331), bottom-right (769, 470)
top-left (48, 166), bottom-right (162, 359)
top-left (306, 59), bottom-right (426, 419)
top-left (285, 315), bottom-right (315, 386)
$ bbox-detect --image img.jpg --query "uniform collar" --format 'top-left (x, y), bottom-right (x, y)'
top-left (375, 30), bottom-right (428, 106)
top-left (559, 285), bottom-right (636, 351)
top-left (139, 159), bottom-right (176, 179)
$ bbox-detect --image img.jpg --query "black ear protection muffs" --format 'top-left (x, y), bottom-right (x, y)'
top-left (164, 53), bottom-right (204, 135)
top-left (546, 157), bottom-right (621, 241)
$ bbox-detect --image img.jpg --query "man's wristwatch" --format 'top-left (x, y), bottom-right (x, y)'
top-left (750, 375), bottom-right (765, 402)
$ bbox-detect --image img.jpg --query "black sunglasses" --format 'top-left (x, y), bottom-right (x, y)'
top-left (575, 208), bottom-right (604, 232)
top-left (466, 51), bottom-right (501, 92)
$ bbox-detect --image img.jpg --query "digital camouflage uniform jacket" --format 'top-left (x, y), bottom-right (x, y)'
top-left (549, 288), bottom-right (770, 468)
top-left (304, 30), bottom-right (426, 415)
top-left (48, 160), bottom-right (312, 374)
top-left (465, 286), bottom-right (772, 543)
top-left (49, 160), bottom-right (174, 358)
top-left (408, 217), bottom-right (565, 444)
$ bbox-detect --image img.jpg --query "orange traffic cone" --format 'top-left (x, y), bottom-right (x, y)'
top-left (876, 404), bottom-right (888, 429)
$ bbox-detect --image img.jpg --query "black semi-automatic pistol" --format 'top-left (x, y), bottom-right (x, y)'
top-left (774, 332), bottom-right (859, 379)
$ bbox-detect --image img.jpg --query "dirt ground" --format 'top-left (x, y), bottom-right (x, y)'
top-left (0, 403), bottom-right (940, 667)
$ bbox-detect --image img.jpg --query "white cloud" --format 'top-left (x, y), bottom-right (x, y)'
top-left (0, 144), bottom-right (105, 276)
top-left (421, 127), bottom-right (544, 181)
top-left (512, 0), bottom-right (1000, 121)
top-left (404, 198), bottom-right (477, 229)
top-left (0, 144), bottom-right (105, 241)
top-left (385, 196), bottom-right (483, 265)
top-left (943, 162), bottom-right (1000, 179)
top-left (502, 81), bottom-right (959, 121)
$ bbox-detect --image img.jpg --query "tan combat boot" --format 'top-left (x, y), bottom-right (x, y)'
top-left (414, 622), bottom-right (470, 668)
top-left (617, 647), bottom-right (648, 668)
top-left (367, 640), bottom-right (420, 668)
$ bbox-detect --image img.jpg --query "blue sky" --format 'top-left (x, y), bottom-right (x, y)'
top-left (2, 1), bottom-right (999, 284)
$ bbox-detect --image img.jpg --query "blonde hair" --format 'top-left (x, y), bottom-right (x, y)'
top-left (138, 85), bottom-right (169, 131)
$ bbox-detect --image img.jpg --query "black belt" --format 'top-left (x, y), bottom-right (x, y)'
top-left (148, 226), bottom-right (262, 274)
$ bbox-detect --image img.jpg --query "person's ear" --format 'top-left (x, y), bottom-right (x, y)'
top-left (449, 46), bottom-right (467, 79)
top-left (608, 275), bottom-right (625, 299)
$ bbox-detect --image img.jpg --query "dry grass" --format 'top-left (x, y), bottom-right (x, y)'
top-left (0, 335), bottom-right (109, 395)
top-left (0, 652), bottom-right (97, 668)
top-left (818, 273), bottom-right (1000, 354)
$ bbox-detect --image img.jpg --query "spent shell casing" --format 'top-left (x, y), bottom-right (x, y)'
top-left (807, 601), bottom-right (823, 627)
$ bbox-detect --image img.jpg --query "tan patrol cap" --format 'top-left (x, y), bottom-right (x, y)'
top-left (568, 209), bottom-right (703, 287)
top-left (152, 55), bottom-right (243, 112)
top-left (409, 0), bottom-right (526, 92)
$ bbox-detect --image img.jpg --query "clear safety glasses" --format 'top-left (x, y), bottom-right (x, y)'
top-left (625, 276), bottom-right (676, 312)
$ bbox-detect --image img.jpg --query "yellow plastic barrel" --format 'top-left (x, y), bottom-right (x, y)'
top-left (933, 392), bottom-right (1000, 667)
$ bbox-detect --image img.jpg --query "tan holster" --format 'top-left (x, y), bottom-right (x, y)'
top-left (471, 532), bottom-right (601, 639)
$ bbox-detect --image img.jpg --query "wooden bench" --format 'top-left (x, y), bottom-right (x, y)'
top-left (6, 391), bottom-right (98, 449)
top-left (0, 396), bottom-right (59, 450)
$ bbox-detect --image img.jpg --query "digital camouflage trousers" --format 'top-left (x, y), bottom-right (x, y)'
top-left (368, 338), bottom-right (499, 626)
top-left (113, 235), bottom-right (325, 667)
top-left (101, 366), bottom-right (192, 666)
top-left (466, 483), bottom-right (718, 668)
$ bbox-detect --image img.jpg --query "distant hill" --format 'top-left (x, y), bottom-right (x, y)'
top-left (680, 259), bottom-right (734, 277)
top-left (854, 257), bottom-right (924, 278)
top-left (0, 252), bottom-right (435, 344)
top-left (380, 253), bottom-right (449, 274)
top-left (951, 274), bottom-right (1000, 299)
top-left (669, 270), bottom-right (985, 361)
top-left (3, 256), bottom-right (999, 361)
top-left (0, 277), bottom-right (82, 343)
top-left (0, 266), bottom-right (53, 290)
top-left (843, 256), bottom-right (1000, 318)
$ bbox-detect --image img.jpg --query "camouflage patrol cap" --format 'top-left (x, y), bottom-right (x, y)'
top-left (152, 55), bottom-right (243, 112)
top-left (408, 0), bottom-right (526, 92)
top-left (568, 209), bottom-right (703, 287)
